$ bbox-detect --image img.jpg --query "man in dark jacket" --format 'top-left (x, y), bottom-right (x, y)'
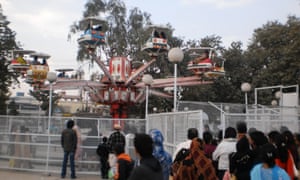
top-left (128, 133), bottom-right (163, 180)
top-left (61, 120), bottom-right (77, 179)
top-left (97, 136), bottom-right (110, 179)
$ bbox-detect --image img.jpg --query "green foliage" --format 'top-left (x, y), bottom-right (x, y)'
top-left (0, 6), bottom-right (19, 115)
top-left (29, 90), bottom-right (60, 115)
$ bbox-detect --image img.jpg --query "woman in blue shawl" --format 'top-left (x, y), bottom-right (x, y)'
top-left (149, 129), bottom-right (172, 180)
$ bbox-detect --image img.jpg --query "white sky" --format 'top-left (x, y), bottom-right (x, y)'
top-left (1, 0), bottom-right (300, 76)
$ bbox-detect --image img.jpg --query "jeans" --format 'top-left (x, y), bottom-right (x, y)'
top-left (61, 151), bottom-right (76, 178)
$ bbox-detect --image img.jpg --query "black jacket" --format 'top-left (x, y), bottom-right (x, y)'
top-left (61, 128), bottom-right (77, 152)
top-left (128, 156), bottom-right (163, 180)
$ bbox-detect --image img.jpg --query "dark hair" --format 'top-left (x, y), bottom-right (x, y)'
top-left (236, 121), bottom-right (247, 134)
top-left (282, 130), bottom-right (296, 147)
top-left (274, 134), bottom-right (288, 163)
top-left (268, 130), bottom-right (280, 144)
top-left (187, 128), bottom-right (198, 140)
top-left (134, 133), bottom-right (153, 158)
top-left (224, 127), bottom-right (237, 138)
top-left (102, 136), bottom-right (108, 143)
top-left (260, 143), bottom-right (276, 167)
top-left (67, 120), bottom-right (75, 129)
top-left (249, 131), bottom-right (268, 148)
top-left (113, 143), bottom-right (125, 155)
top-left (203, 131), bottom-right (213, 144)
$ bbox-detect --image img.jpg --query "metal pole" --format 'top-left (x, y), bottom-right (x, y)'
top-left (245, 92), bottom-right (248, 113)
top-left (145, 85), bottom-right (149, 132)
top-left (46, 82), bottom-right (53, 175)
top-left (174, 63), bottom-right (177, 112)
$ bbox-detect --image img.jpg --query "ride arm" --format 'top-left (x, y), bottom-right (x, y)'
top-left (125, 58), bottom-right (157, 86)
top-left (94, 57), bottom-right (116, 86)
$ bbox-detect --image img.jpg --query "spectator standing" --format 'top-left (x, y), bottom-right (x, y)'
top-left (203, 131), bottom-right (217, 159)
top-left (250, 143), bottom-right (290, 180)
top-left (282, 130), bottom-right (299, 169)
top-left (149, 129), bottom-right (172, 180)
top-left (274, 134), bottom-right (295, 179)
top-left (97, 136), bottom-right (110, 179)
top-left (61, 120), bottom-right (77, 179)
top-left (112, 143), bottom-right (134, 180)
top-left (172, 128), bottom-right (198, 160)
top-left (212, 127), bottom-right (237, 180)
top-left (128, 133), bottom-right (163, 180)
top-left (248, 130), bottom-right (269, 165)
top-left (108, 124), bottom-right (126, 151)
top-left (236, 121), bottom-right (247, 140)
top-left (229, 136), bottom-right (254, 180)
top-left (108, 124), bottom-right (126, 168)
top-left (172, 138), bottom-right (218, 180)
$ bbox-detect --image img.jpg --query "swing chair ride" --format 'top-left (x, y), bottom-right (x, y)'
top-left (7, 15), bottom-right (225, 126)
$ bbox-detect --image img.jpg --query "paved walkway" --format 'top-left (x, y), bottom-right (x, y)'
top-left (0, 170), bottom-right (102, 180)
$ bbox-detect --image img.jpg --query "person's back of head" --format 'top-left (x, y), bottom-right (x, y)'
top-left (67, 120), bottom-right (75, 129)
top-left (203, 131), bottom-right (213, 144)
top-left (114, 143), bottom-right (125, 156)
top-left (249, 130), bottom-right (268, 149)
top-left (113, 124), bottom-right (122, 131)
top-left (236, 121), bottom-right (247, 134)
top-left (282, 130), bottom-right (295, 146)
top-left (224, 127), bottom-right (237, 138)
top-left (187, 128), bottom-right (198, 140)
top-left (274, 134), bottom-right (289, 163)
top-left (260, 143), bottom-right (276, 168)
top-left (134, 133), bottom-right (153, 158)
top-left (102, 136), bottom-right (108, 143)
top-left (268, 130), bottom-right (280, 144)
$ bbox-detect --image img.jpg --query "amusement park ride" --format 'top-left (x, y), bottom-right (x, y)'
top-left (8, 16), bottom-right (225, 127)
top-left (8, 50), bottom-right (51, 90)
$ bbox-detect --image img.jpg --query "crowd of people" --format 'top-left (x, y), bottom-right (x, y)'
top-left (60, 119), bottom-right (300, 180)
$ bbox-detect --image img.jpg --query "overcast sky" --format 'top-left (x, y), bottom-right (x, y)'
top-left (1, 0), bottom-right (300, 76)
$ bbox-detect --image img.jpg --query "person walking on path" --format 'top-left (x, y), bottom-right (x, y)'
top-left (61, 120), bottom-right (77, 179)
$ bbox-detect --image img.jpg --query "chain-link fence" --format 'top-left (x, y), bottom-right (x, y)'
top-left (0, 102), bottom-right (299, 176)
top-left (0, 115), bottom-right (144, 175)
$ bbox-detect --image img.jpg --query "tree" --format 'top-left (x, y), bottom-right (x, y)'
top-left (245, 16), bottom-right (300, 104)
top-left (29, 90), bottom-right (60, 116)
top-left (0, 4), bottom-right (19, 115)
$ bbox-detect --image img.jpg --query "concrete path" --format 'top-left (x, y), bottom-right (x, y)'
top-left (0, 170), bottom-right (102, 180)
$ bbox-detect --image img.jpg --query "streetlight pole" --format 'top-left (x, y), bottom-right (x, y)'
top-left (241, 82), bottom-right (251, 113)
top-left (142, 74), bottom-right (153, 132)
top-left (168, 48), bottom-right (184, 112)
top-left (45, 72), bottom-right (57, 175)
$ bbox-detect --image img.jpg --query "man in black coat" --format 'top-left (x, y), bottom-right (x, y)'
top-left (61, 120), bottom-right (77, 179)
